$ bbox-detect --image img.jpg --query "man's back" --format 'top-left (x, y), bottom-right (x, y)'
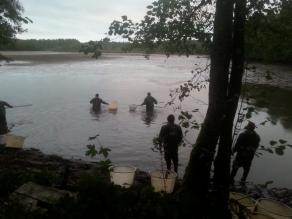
top-left (143, 96), bottom-right (157, 111)
top-left (159, 123), bottom-right (183, 146)
top-left (90, 97), bottom-right (105, 111)
top-left (235, 130), bottom-right (260, 159)
top-left (90, 97), bottom-right (102, 105)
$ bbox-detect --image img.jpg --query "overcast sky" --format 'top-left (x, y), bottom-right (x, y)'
top-left (17, 0), bottom-right (153, 42)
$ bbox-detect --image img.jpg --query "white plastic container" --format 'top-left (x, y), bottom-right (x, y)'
top-left (129, 104), bottom-right (137, 112)
top-left (230, 192), bottom-right (255, 211)
top-left (254, 198), bottom-right (292, 219)
top-left (2, 134), bottom-right (25, 148)
top-left (150, 170), bottom-right (177, 193)
top-left (109, 165), bottom-right (136, 188)
top-left (5, 134), bottom-right (25, 148)
top-left (108, 101), bottom-right (118, 112)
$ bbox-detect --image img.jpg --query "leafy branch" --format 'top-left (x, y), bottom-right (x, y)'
top-left (256, 139), bottom-right (292, 157)
top-left (86, 134), bottom-right (112, 169)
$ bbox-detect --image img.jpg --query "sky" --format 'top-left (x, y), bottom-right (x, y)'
top-left (17, 0), bottom-right (154, 42)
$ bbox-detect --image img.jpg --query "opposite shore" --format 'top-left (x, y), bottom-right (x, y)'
top-left (1, 51), bottom-right (292, 90)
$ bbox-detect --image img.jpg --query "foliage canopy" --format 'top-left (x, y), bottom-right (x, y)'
top-left (0, 0), bottom-right (31, 45)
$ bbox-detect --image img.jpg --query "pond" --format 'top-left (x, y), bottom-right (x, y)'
top-left (0, 52), bottom-right (291, 188)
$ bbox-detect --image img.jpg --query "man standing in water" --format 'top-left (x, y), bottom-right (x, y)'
top-left (90, 94), bottom-right (109, 112)
top-left (159, 114), bottom-right (183, 173)
top-left (231, 121), bottom-right (260, 184)
top-left (0, 100), bottom-right (13, 135)
top-left (141, 92), bottom-right (158, 112)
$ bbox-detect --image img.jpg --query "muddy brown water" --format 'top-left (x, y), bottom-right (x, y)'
top-left (0, 52), bottom-right (291, 188)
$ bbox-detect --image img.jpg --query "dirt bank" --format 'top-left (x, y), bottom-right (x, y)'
top-left (0, 147), bottom-right (291, 207)
top-left (0, 147), bottom-right (149, 192)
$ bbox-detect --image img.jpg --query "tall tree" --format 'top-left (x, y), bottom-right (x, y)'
top-left (109, 0), bottom-right (250, 217)
top-left (0, 0), bottom-right (31, 46)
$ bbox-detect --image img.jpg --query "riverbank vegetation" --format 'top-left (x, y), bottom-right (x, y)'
top-left (1, 0), bottom-right (291, 65)
top-left (1, 148), bottom-right (291, 219)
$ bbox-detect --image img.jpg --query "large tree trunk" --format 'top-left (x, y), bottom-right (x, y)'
top-left (181, 0), bottom-right (234, 215)
top-left (212, 0), bottom-right (247, 217)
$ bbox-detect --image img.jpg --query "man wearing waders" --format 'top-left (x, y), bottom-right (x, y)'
top-left (231, 121), bottom-right (260, 184)
top-left (0, 101), bottom-right (13, 135)
top-left (90, 94), bottom-right (109, 112)
top-left (141, 92), bottom-right (158, 112)
top-left (159, 114), bottom-right (183, 173)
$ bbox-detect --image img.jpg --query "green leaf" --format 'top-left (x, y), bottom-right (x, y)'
top-left (278, 139), bottom-right (287, 144)
top-left (267, 148), bottom-right (274, 154)
top-left (86, 144), bottom-right (98, 157)
top-left (181, 121), bottom-right (189, 128)
top-left (99, 146), bottom-right (111, 158)
top-left (275, 147), bottom-right (284, 156)
top-left (269, 140), bottom-right (277, 146)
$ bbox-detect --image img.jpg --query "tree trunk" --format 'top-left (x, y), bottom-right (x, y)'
top-left (181, 0), bottom-right (234, 215)
top-left (212, 0), bottom-right (247, 217)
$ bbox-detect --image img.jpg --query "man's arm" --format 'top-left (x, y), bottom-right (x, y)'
top-left (101, 100), bottom-right (109, 105)
top-left (3, 102), bottom-right (13, 108)
top-left (158, 126), bottom-right (166, 145)
top-left (90, 98), bottom-right (94, 104)
top-left (141, 98), bottom-right (146, 106)
top-left (153, 97), bottom-right (158, 104)
top-left (255, 134), bottom-right (260, 150)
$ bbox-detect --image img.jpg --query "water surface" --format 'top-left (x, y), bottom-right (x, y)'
top-left (0, 53), bottom-right (291, 187)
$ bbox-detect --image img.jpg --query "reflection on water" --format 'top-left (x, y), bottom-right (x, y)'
top-left (247, 84), bottom-right (292, 130)
top-left (0, 53), bottom-right (291, 187)
top-left (141, 110), bottom-right (158, 126)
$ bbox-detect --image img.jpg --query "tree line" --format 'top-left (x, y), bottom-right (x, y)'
top-left (246, 0), bottom-right (292, 64)
top-left (0, 38), bottom-right (208, 55)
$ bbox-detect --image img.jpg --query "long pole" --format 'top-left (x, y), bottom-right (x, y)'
top-left (12, 104), bottom-right (33, 108)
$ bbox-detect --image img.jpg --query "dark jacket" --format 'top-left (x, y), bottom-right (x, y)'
top-left (159, 123), bottom-right (183, 150)
top-left (0, 101), bottom-right (12, 135)
top-left (233, 130), bottom-right (260, 161)
top-left (0, 101), bottom-right (12, 116)
top-left (90, 97), bottom-right (108, 111)
top-left (142, 96), bottom-right (157, 112)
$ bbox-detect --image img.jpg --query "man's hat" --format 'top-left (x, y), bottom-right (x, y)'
top-left (245, 121), bottom-right (256, 130)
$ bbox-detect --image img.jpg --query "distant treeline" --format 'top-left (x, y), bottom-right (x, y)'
top-left (0, 38), bottom-right (208, 55)
top-left (0, 39), bottom-right (82, 52)
top-left (245, 0), bottom-right (292, 64)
